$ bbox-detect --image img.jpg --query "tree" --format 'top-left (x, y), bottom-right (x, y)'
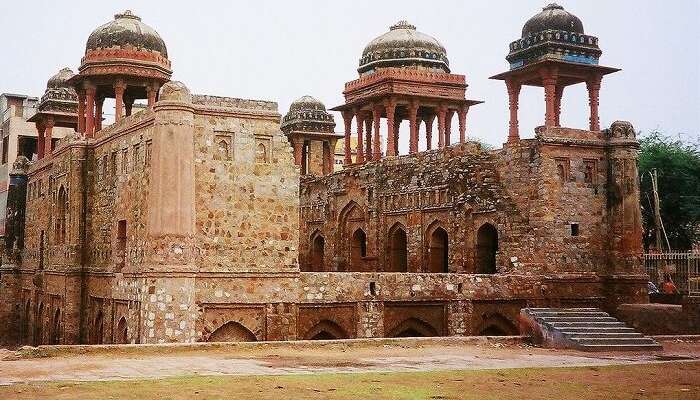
top-left (638, 131), bottom-right (700, 251)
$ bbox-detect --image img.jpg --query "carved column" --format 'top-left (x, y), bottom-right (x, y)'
top-left (554, 85), bottom-right (564, 127)
top-left (541, 68), bottom-right (558, 128)
top-left (95, 97), bottom-right (104, 131)
top-left (292, 138), bottom-right (303, 167)
top-left (77, 90), bottom-right (86, 134)
top-left (44, 118), bottom-right (54, 158)
top-left (364, 114), bottom-right (372, 158)
top-left (372, 105), bottom-right (382, 160)
top-left (425, 114), bottom-right (435, 150)
top-left (458, 105), bottom-right (469, 143)
top-left (146, 85), bottom-right (158, 110)
top-left (393, 117), bottom-right (400, 155)
top-left (84, 85), bottom-right (96, 138)
top-left (114, 81), bottom-right (126, 122)
top-left (342, 110), bottom-right (353, 164)
top-left (505, 78), bottom-right (521, 142)
top-left (437, 106), bottom-right (447, 148)
top-left (408, 100), bottom-right (419, 154)
top-left (355, 108), bottom-right (364, 164)
top-left (445, 109), bottom-right (454, 147)
top-left (125, 97), bottom-right (134, 117)
top-left (586, 74), bottom-right (602, 131)
top-left (35, 122), bottom-right (46, 160)
top-left (384, 99), bottom-right (396, 157)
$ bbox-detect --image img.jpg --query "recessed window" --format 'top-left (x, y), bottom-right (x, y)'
top-left (570, 223), bottom-right (580, 237)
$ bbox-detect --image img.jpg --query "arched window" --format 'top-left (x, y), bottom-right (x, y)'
top-left (35, 302), bottom-right (45, 345)
top-left (303, 320), bottom-right (349, 340)
top-left (56, 186), bottom-right (66, 243)
top-left (38, 231), bottom-right (45, 270)
top-left (476, 223), bottom-right (498, 274)
top-left (50, 309), bottom-right (61, 345)
top-left (477, 314), bottom-right (517, 336)
top-left (351, 229), bottom-right (367, 271)
top-left (208, 321), bottom-right (257, 342)
top-left (310, 234), bottom-right (325, 272)
top-left (387, 318), bottom-right (440, 338)
top-left (115, 317), bottom-right (128, 344)
top-left (93, 311), bottom-right (104, 345)
top-left (255, 143), bottom-right (268, 163)
top-left (388, 225), bottom-right (408, 272)
top-left (22, 300), bottom-right (31, 345)
top-left (428, 227), bottom-right (448, 273)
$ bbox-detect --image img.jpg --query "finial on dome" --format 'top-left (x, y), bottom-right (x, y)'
top-left (115, 10), bottom-right (141, 21)
top-left (543, 3), bottom-right (564, 10)
top-left (390, 20), bottom-right (416, 31)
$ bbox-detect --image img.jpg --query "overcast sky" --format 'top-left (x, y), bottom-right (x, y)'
top-left (1, 0), bottom-right (698, 148)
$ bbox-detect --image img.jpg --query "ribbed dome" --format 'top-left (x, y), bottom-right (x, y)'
top-left (289, 95), bottom-right (327, 112)
top-left (358, 21), bottom-right (449, 75)
top-left (522, 3), bottom-right (584, 38)
top-left (85, 10), bottom-right (168, 57)
top-left (46, 68), bottom-right (75, 89)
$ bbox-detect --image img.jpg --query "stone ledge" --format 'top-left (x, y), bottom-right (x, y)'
top-left (9, 335), bottom-right (527, 360)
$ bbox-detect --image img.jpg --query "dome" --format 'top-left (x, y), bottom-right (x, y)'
top-left (358, 21), bottom-right (449, 75)
top-left (46, 67), bottom-right (75, 89)
top-left (85, 10), bottom-right (168, 57)
top-left (522, 3), bottom-right (584, 38)
top-left (289, 95), bottom-right (327, 112)
top-left (281, 95), bottom-right (335, 134)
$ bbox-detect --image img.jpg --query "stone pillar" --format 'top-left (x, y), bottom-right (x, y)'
top-left (114, 81), bottom-right (126, 122)
top-left (445, 109), bottom-right (454, 147)
top-left (408, 101), bottom-right (419, 154)
top-left (355, 108), bottom-right (364, 164)
top-left (323, 141), bottom-right (332, 175)
top-left (95, 97), bottom-right (104, 132)
top-left (292, 138), bottom-right (303, 167)
top-left (44, 118), bottom-right (54, 157)
top-left (541, 68), bottom-right (558, 128)
top-left (84, 85), bottom-right (96, 138)
top-left (364, 115), bottom-right (372, 158)
top-left (384, 99), bottom-right (396, 157)
top-left (125, 97), bottom-right (134, 117)
top-left (77, 91), bottom-right (86, 134)
top-left (146, 85), bottom-right (158, 110)
top-left (554, 85), bottom-right (564, 127)
top-left (505, 79), bottom-right (521, 142)
top-left (372, 105), bottom-right (382, 160)
top-left (35, 122), bottom-right (45, 160)
top-left (425, 114), bottom-right (435, 150)
top-left (437, 106), bottom-right (447, 148)
top-left (342, 110), bottom-right (353, 164)
top-left (393, 117), bottom-right (401, 155)
top-left (587, 74), bottom-right (602, 131)
top-left (458, 105), bottom-right (469, 143)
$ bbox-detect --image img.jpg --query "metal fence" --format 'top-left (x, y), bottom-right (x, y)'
top-left (644, 252), bottom-right (700, 295)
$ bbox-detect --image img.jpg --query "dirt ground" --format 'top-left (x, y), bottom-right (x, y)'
top-left (1, 340), bottom-right (699, 399)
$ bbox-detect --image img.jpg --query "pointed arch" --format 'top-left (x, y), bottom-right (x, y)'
top-left (338, 200), bottom-right (364, 225)
top-left (351, 228), bottom-right (367, 271)
top-left (35, 302), bottom-right (45, 345)
top-left (50, 308), bottom-right (61, 345)
top-left (308, 231), bottom-right (325, 272)
top-left (56, 185), bottom-right (67, 243)
top-left (476, 223), bottom-right (498, 274)
top-left (92, 310), bottom-right (104, 345)
top-left (207, 321), bottom-right (257, 342)
top-left (387, 317), bottom-right (439, 338)
top-left (477, 314), bottom-right (518, 336)
top-left (22, 299), bottom-right (31, 345)
top-left (427, 224), bottom-right (449, 273)
top-left (387, 222), bottom-right (408, 272)
top-left (115, 316), bottom-right (128, 344)
top-left (303, 319), bottom-right (349, 340)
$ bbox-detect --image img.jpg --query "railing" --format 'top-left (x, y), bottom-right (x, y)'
top-left (644, 252), bottom-right (700, 295)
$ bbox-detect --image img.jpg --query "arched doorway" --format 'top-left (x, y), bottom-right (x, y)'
top-left (303, 320), bottom-right (349, 340)
top-left (428, 227), bottom-right (449, 273)
top-left (35, 302), bottom-right (45, 345)
top-left (351, 229), bottom-right (367, 271)
top-left (50, 309), bottom-right (61, 345)
top-left (310, 234), bottom-right (325, 272)
top-left (388, 225), bottom-right (408, 272)
top-left (477, 314), bottom-right (518, 336)
top-left (208, 321), bottom-right (257, 342)
top-left (56, 186), bottom-right (66, 243)
top-left (115, 317), bottom-right (128, 344)
top-left (387, 318), bottom-right (440, 338)
top-left (93, 311), bottom-right (104, 345)
top-left (476, 223), bottom-right (498, 274)
top-left (23, 300), bottom-right (31, 345)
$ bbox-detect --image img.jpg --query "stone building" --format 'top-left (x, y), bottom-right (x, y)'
top-left (0, 4), bottom-right (648, 346)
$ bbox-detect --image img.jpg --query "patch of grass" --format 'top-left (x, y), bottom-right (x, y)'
top-left (2, 362), bottom-right (699, 400)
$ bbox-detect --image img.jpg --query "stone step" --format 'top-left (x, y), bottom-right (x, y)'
top-left (575, 343), bottom-right (664, 352)
top-left (568, 332), bottom-right (645, 339)
top-left (560, 327), bottom-right (637, 334)
top-left (547, 321), bottom-right (628, 328)
top-left (572, 337), bottom-right (659, 346)
top-left (528, 311), bottom-right (610, 318)
top-left (526, 308), bottom-right (600, 312)
top-left (538, 316), bottom-right (618, 323)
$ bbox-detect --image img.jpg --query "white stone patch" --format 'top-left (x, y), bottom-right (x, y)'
top-left (180, 321), bottom-right (187, 330)
top-left (411, 284), bottom-right (422, 291)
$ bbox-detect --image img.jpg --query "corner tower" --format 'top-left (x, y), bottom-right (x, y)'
top-left (491, 3), bottom-right (620, 142)
top-left (68, 10), bottom-right (172, 137)
top-left (281, 96), bottom-right (342, 176)
top-left (332, 21), bottom-right (482, 164)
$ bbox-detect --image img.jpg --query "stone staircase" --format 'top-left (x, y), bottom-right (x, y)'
top-left (520, 308), bottom-right (663, 351)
